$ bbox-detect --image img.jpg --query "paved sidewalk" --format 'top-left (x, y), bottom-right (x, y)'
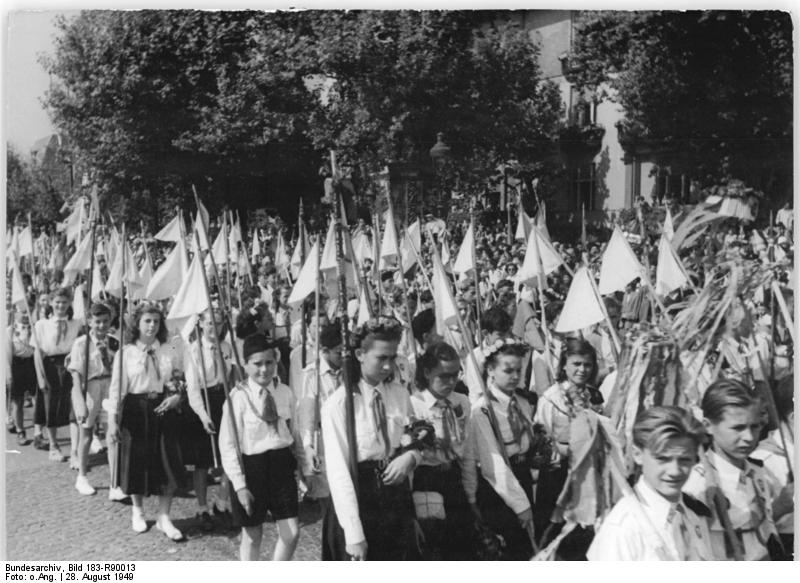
top-left (4, 405), bottom-right (323, 561)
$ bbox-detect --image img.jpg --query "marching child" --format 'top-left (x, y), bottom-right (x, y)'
top-left (321, 316), bottom-right (423, 561)
top-left (587, 406), bottom-right (716, 560)
top-left (6, 312), bottom-right (35, 446)
top-left (683, 378), bottom-right (794, 560)
top-left (463, 339), bottom-right (537, 560)
top-left (68, 302), bottom-right (122, 498)
top-left (183, 308), bottom-right (234, 530)
top-left (296, 322), bottom-right (343, 558)
top-left (34, 287), bottom-right (81, 460)
top-left (411, 341), bottom-right (473, 559)
top-left (219, 334), bottom-right (303, 561)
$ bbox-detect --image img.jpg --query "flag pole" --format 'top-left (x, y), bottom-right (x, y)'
top-left (373, 210), bottom-right (383, 316)
top-left (333, 187), bottom-right (359, 493)
top-left (469, 202), bottom-right (482, 347)
top-left (178, 212), bottom-right (220, 470)
top-left (585, 266), bottom-right (622, 355)
top-left (299, 199), bottom-right (308, 369)
top-left (312, 234), bottom-right (324, 472)
top-left (192, 223), bottom-right (244, 477)
top-left (110, 223), bottom-right (127, 490)
top-left (531, 227), bottom-right (555, 383)
top-left (193, 198), bottom-right (245, 379)
top-left (385, 189), bottom-right (418, 362)
top-left (81, 207), bottom-right (98, 402)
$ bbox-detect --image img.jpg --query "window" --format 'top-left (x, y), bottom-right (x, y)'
top-left (570, 163), bottom-right (596, 210)
top-left (654, 168), bottom-right (690, 203)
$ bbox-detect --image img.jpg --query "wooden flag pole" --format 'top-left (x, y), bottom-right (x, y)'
top-left (585, 265), bottom-right (622, 356)
top-left (312, 234), bottom-right (324, 473)
top-left (110, 223), bottom-right (127, 490)
top-left (385, 190), bottom-right (418, 362)
top-left (299, 199), bottom-right (308, 369)
top-left (193, 322), bottom-right (221, 470)
top-left (469, 203), bottom-right (482, 347)
top-left (531, 226), bottom-right (555, 383)
top-left (80, 213), bottom-right (98, 401)
top-left (333, 188), bottom-right (359, 492)
top-left (373, 211), bottom-right (383, 316)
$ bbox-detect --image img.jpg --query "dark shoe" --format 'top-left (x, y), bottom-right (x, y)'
top-left (197, 511), bottom-right (214, 532)
top-left (24, 397), bottom-right (33, 408)
top-left (17, 432), bottom-right (31, 446)
top-left (33, 435), bottom-right (49, 451)
top-left (7, 423), bottom-right (17, 434)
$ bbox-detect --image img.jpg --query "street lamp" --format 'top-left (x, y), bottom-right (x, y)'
top-left (429, 132), bottom-right (451, 216)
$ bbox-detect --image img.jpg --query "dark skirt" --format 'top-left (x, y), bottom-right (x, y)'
top-left (179, 385), bottom-right (226, 468)
top-left (10, 356), bottom-right (36, 399)
top-left (476, 457), bottom-right (535, 560)
top-left (228, 447), bottom-right (298, 527)
top-left (118, 393), bottom-right (184, 497)
top-left (323, 460), bottom-right (418, 561)
top-left (35, 355), bottom-right (72, 428)
top-left (413, 463), bottom-right (474, 560)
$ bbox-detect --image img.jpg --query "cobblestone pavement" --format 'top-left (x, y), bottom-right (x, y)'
top-left (4, 404), bottom-right (323, 561)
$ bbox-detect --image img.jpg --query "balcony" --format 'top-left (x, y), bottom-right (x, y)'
top-left (559, 122), bottom-right (605, 157)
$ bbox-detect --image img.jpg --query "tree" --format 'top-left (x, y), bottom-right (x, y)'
top-left (42, 11), bottom-right (565, 226)
top-left (42, 10), bottom-right (320, 227)
top-left (7, 146), bottom-right (65, 228)
top-left (568, 11), bottom-right (793, 203)
top-left (302, 11), bottom-right (564, 199)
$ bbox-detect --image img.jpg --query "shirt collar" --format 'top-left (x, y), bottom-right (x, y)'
top-left (634, 478), bottom-right (679, 527)
top-left (248, 376), bottom-right (278, 395)
top-left (420, 389), bottom-right (453, 410)
top-left (136, 340), bottom-right (160, 353)
top-left (359, 378), bottom-right (383, 399)
top-left (52, 315), bottom-right (68, 322)
top-left (488, 383), bottom-right (512, 407)
top-left (709, 448), bottom-right (753, 482)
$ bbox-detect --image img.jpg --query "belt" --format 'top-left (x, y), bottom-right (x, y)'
top-left (43, 354), bottom-right (68, 362)
top-left (359, 459), bottom-right (388, 472)
top-left (129, 391), bottom-right (163, 401)
top-left (90, 375), bottom-right (111, 381)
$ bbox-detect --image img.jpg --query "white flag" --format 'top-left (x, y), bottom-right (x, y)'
top-left (655, 234), bottom-right (690, 296)
top-left (398, 219), bottom-right (422, 270)
top-left (663, 207), bottom-right (675, 241)
top-left (63, 232), bottom-right (95, 285)
top-left (154, 214), bottom-right (183, 243)
top-left (166, 253), bottom-right (209, 341)
top-left (518, 227), bottom-right (564, 285)
top-left (598, 226), bottom-right (646, 295)
top-left (287, 240), bottom-right (320, 307)
top-left (555, 267), bottom-right (605, 333)
top-left (431, 249), bottom-right (460, 336)
top-left (453, 221), bottom-right (476, 276)
top-left (146, 237), bottom-right (189, 301)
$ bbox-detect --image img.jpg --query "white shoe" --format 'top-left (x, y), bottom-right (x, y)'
top-left (108, 487), bottom-right (129, 502)
top-left (75, 475), bottom-right (96, 496)
top-left (155, 516), bottom-right (184, 541)
top-left (90, 435), bottom-right (106, 454)
top-left (131, 511), bottom-right (147, 533)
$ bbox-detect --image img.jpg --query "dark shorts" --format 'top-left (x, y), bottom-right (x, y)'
top-left (179, 385), bottom-right (226, 468)
top-left (35, 355), bottom-right (72, 428)
top-left (10, 356), bottom-right (36, 399)
top-left (229, 447), bottom-right (298, 527)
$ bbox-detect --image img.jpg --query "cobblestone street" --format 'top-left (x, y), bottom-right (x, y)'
top-left (4, 405), bottom-right (323, 561)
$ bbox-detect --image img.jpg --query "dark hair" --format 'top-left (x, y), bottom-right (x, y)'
top-left (411, 309), bottom-right (436, 345)
top-left (701, 378), bottom-right (761, 423)
top-left (480, 306), bottom-right (512, 335)
top-left (125, 303), bottom-right (168, 345)
top-left (52, 287), bottom-right (72, 301)
top-left (632, 406), bottom-right (706, 455)
top-left (774, 375), bottom-right (794, 423)
top-left (485, 340), bottom-right (528, 369)
top-left (415, 342), bottom-right (460, 390)
top-left (420, 290), bottom-right (433, 304)
top-left (258, 265), bottom-right (276, 277)
top-left (89, 302), bottom-right (112, 318)
top-left (319, 322), bottom-right (342, 350)
top-left (351, 316), bottom-right (403, 350)
top-left (556, 339), bottom-right (598, 384)
top-left (544, 300), bottom-right (563, 324)
top-left (236, 303), bottom-right (269, 339)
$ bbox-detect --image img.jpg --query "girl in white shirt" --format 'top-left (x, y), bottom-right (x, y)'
top-left (107, 303), bottom-right (185, 541)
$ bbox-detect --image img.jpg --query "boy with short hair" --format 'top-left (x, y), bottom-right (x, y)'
top-left (68, 302), bottom-right (122, 497)
top-left (219, 334), bottom-right (304, 561)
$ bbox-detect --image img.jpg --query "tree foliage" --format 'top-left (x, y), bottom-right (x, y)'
top-left (569, 10), bottom-right (793, 200)
top-left (41, 10), bottom-right (565, 225)
top-left (7, 146), bottom-right (65, 228)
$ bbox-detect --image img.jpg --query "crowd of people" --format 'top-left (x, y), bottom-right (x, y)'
top-left (4, 194), bottom-right (795, 561)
